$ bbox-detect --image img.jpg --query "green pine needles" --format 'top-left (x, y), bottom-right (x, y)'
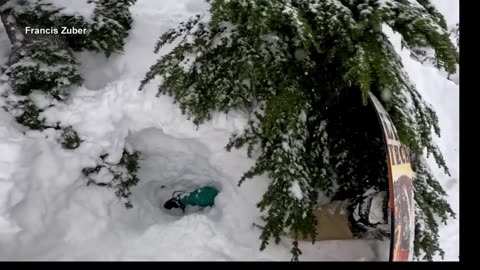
top-left (1, 1), bottom-right (140, 204)
top-left (83, 150), bottom-right (141, 209)
top-left (12, 0), bottom-right (137, 56)
top-left (1, 0), bottom-right (137, 131)
top-left (6, 38), bottom-right (83, 98)
top-left (60, 126), bottom-right (82, 149)
top-left (141, 0), bottom-right (458, 261)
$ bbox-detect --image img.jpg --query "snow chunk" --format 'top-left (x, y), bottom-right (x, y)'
top-left (6, 15), bottom-right (15, 24)
top-left (368, 191), bottom-right (388, 224)
top-left (282, 141), bottom-right (290, 152)
top-left (88, 167), bottom-right (114, 185)
top-left (299, 111), bottom-right (307, 122)
top-left (289, 180), bottom-right (303, 200)
top-left (178, 52), bottom-right (197, 72)
top-left (212, 21), bottom-right (237, 49)
top-left (14, 31), bottom-right (24, 42)
top-left (380, 89), bottom-right (392, 102)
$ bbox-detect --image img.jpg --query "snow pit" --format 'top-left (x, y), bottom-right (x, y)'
top-left (126, 128), bottom-right (225, 218)
top-left (123, 127), bottom-right (392, 261)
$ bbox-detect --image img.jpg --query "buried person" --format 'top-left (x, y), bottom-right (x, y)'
top-left (163, 186), bottom-right (219, 213)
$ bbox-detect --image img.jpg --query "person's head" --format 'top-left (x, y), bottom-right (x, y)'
top-left (164, 198), bottom-right (182, 210)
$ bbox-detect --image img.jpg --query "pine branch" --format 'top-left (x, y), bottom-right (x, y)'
top-left (141, 0), bottom-right (458, 260)
top-left (83, 150), bottom-right (141, 209)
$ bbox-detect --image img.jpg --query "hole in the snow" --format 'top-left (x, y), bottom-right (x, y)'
top-left (126, 127), bottom-right (225, 218)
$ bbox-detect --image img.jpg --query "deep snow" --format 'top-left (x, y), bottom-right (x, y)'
top-left (0, 0), bottom-right (458, 261)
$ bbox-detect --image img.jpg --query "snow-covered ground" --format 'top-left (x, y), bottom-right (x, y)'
top-left (0, 0), bottom-right (458, 261)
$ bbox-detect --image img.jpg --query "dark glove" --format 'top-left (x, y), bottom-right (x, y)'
top-left (163, 197), bottom-right (186, 213)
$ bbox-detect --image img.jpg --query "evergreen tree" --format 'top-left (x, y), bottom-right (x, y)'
top-left (0, 0), bottom-right (140, 208)
top-left (140, 0), bottom-right (458, 261)
top-left (0, 0), bottom-right (136, 131)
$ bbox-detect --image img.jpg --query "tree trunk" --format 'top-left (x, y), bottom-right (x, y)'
top-left (1, 7), bottom-right (23, 67)
top-left (0, 0), bottom-right (11, 73)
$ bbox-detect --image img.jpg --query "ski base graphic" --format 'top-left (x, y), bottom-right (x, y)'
top-left (369, 93), bottom-right (415, 262)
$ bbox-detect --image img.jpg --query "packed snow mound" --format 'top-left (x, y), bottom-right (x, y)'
top-left (0, 0), bottom-right (458, 261)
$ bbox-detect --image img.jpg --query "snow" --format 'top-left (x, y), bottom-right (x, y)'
top-left (289, 180), bottom-right (303, 200)
top-left (73, 0), bottom-right (191, 90)
top-left (178, 53), bottom-right (197, 72)
top-left (430, 0), bottom-right (459, 27)
top-left (212, 21), bottom-right (237, 49)
top-left (383, 11), bottom-right (459, 259)
top-left (380, 88), bottom-right (392, 102)
top-left (0, 0), bottom-right (458, 262)
top-left (405, 45), bottom-right (459, 260)
top-left (368, 191), bottom-right (387, 225)
top-left (6, 15), bottom-right (14, 24)
top-left (0, 110), bottom-right (24, 236)
top-left (28, 0), bottom-right (96, 21)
